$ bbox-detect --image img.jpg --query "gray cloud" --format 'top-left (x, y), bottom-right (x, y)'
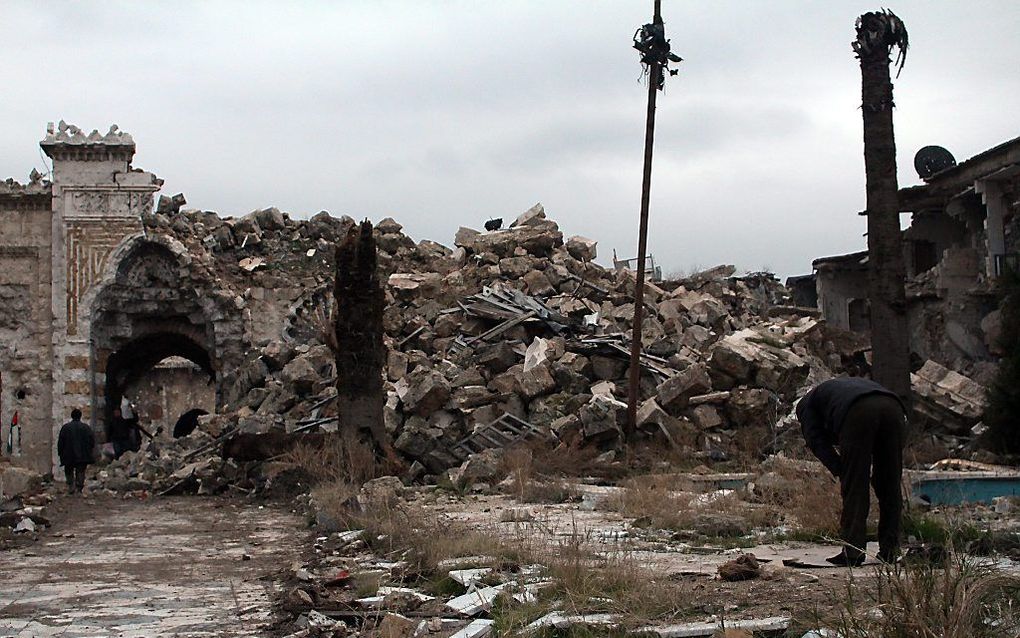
top-left (2, 1), bottom-right (1018, 279)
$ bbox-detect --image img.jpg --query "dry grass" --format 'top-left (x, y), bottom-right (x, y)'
top-left (812, 551), bottom-right (1020, 637)
top-left (754, 457), bottom-right (845, 538)
top-left (607, 474), bottom-right (776, 539)
top-left (500, 445), bottom-right (583, 504)
top-left (281, 429), bottom-right (381, 486)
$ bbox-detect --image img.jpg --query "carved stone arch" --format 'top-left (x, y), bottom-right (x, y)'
top-left (87, 233), bottom-right (242, 434)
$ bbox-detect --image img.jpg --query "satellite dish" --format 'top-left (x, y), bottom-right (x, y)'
top-left (914, 146), bottom-right (957, 180)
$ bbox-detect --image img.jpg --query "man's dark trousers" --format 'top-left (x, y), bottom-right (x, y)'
top-left (64, 464), bottom-right (87, 493)
top-left (838, 394), bottom-right (905, 561)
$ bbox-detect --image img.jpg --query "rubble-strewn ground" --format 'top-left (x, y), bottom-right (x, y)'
top-left (0, 494), bottom-right (307, 637)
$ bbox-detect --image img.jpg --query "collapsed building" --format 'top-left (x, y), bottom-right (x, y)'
top-left (0, 123), bottom-right (1002, 489)
top-left (811, 136), bottom-right (1019, 374)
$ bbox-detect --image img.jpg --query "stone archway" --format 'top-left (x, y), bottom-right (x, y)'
top-left (89, 236), bottom-right (244, 436)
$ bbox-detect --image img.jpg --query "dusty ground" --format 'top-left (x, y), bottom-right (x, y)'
top-left (0, 494), bottom-right (307, 637)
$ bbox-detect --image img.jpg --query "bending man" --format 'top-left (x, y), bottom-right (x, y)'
top-left (796, 377), bottom-right (906, 566)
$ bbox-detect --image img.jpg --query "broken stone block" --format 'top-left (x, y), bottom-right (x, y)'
top-left (387, 350), bottom-right (409, 380)
top-left (579, 394), bottom-right (625, 442)
top-left (254, 206), bottom-right (286, 231)
top-left (402, 370), bottom-right (452, 416)
top-left (511, 202), bottom-right (546, 228)
top-left (518, 363), bottom-right (557, 400)
top-left (725, 388), bottom-right (773, 428)
top-left (451, 386), bottom-right (495, 411)
top-left (689, 404), bottom-right (724, 430)
top-left (455, 227), bottom-right (482, 248)
top-left (477, 342), bottom-right (518, 373)
top-left (451, 367), bottom-right (487, 388)
top-left (656, 364), bottom-right (712, 412)
top-left (280, 356), bottom-right (319, 397)
top-left (559, 352), bottom-right (594, 378)
top-left (565, 235), bottom-right (597, 261)
top-left (376, 217), bottom-right (403, 234)
top-left (394, 419), bottom-right (434, 457)
top-left (523, 270), bottom-right (555, 296)
top-left (487, 367), bottom-right (523, 396)
top-left (499, 256), bottom-right (535, 278)
top-left (590, 355), bottom-right (627, 381)
top-left (635, 398), bottom-right (668, 430)
top-left (0, 466), bottom-right (42, 499)
top-left (261, 340), bottom-right (295, 371)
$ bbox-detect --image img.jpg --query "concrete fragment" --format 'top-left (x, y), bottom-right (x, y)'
top-left (445, 584), bottom-right (506, 616)
top-left (448, 618), bottom-right (495, 638)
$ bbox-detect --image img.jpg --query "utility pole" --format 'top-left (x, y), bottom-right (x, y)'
top-left (626, 0), bottom-right (681, 438)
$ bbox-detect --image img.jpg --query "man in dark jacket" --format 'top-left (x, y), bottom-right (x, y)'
top-left (796, 377), bottom-right (906, 566)
top-left (57, 408), bottom-right (95, 495)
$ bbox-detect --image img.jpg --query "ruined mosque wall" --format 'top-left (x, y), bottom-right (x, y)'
top-left (0, 179), bottom-right (54, 475)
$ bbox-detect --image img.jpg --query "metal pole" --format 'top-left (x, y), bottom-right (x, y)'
top-left (625, 0), bottom-right (662, 439)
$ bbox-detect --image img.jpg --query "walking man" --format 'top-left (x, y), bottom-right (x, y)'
top-left (57, 408), bottom-right (95, 495)
top-left (796, 377), bottom-right (906, 565)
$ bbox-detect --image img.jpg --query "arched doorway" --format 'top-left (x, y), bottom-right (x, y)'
top-left (88, 236), bottom-right (243, 439)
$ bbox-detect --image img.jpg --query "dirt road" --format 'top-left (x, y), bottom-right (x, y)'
top-left (0, 495), bottom-right (305, 637)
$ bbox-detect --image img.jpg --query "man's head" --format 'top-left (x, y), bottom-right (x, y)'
top-left (113, 407), bottom-right (122, 418)
top-left (71, 408), bottom-right (82, 421)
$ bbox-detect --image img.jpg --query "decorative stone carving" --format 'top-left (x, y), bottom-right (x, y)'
top-left (65, 220), bottom-right (141, 335)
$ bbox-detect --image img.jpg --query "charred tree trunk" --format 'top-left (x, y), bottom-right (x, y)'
top-left (856, 11), bottom-right (912, 403)
top-left (334, 220), bottom-right (397, 462)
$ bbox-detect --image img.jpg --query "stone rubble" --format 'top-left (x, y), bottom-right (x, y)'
top-left (87, 203), bottom-right (993, 494)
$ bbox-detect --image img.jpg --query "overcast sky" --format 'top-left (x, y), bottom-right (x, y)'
top-left (2, 2), bottom-right (1018, 279)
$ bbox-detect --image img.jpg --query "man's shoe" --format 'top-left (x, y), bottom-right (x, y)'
top-left (877, 550), bottom-right (901, 565)
top-left (826, 551), bottom-right (865, 567)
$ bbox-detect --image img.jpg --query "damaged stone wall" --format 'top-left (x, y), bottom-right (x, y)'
top-left (0, 177), bottom-right (54, 474)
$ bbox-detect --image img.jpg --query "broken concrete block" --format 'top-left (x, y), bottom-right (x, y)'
top-left (446, 584), bottom-right (506, 616)
top-left (656, 364), bottom-right (712, 412)
top-left (449, 618), bottom-right (495, 638)
top-left (565, 235), bottom-right (597, 261)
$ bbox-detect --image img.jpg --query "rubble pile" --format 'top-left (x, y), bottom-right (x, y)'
top-left (95, 202), bottom-right (979, 494)
top-left (0, 463), bottom-right (50, 547)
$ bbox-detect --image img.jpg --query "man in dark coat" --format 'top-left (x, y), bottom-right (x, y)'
top-left (57, 408), bottom-right (95, 494)
top-left (796, 377), bottom-right (906, 565)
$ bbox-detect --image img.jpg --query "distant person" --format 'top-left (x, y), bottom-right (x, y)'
top-left (796, 377), bottom-right (906, 566)
top-left (57, 408), bottom-right (95, 495)
top-left (109, 407), bottom-right (133, 459)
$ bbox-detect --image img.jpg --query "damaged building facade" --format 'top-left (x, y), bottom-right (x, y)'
top-left (0, 124), bottom-right (277, 473)
top-left (813, 136), bottom-right (1019, 373)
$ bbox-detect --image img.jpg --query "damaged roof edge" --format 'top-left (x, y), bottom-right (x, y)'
top-left (899, 134), bottom-right (1020, 210)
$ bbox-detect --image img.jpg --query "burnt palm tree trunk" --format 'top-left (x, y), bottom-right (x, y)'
top-left (334, 220), bottom-right (398, 463)
top-left (855, 10), bottom-right (911, 402)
